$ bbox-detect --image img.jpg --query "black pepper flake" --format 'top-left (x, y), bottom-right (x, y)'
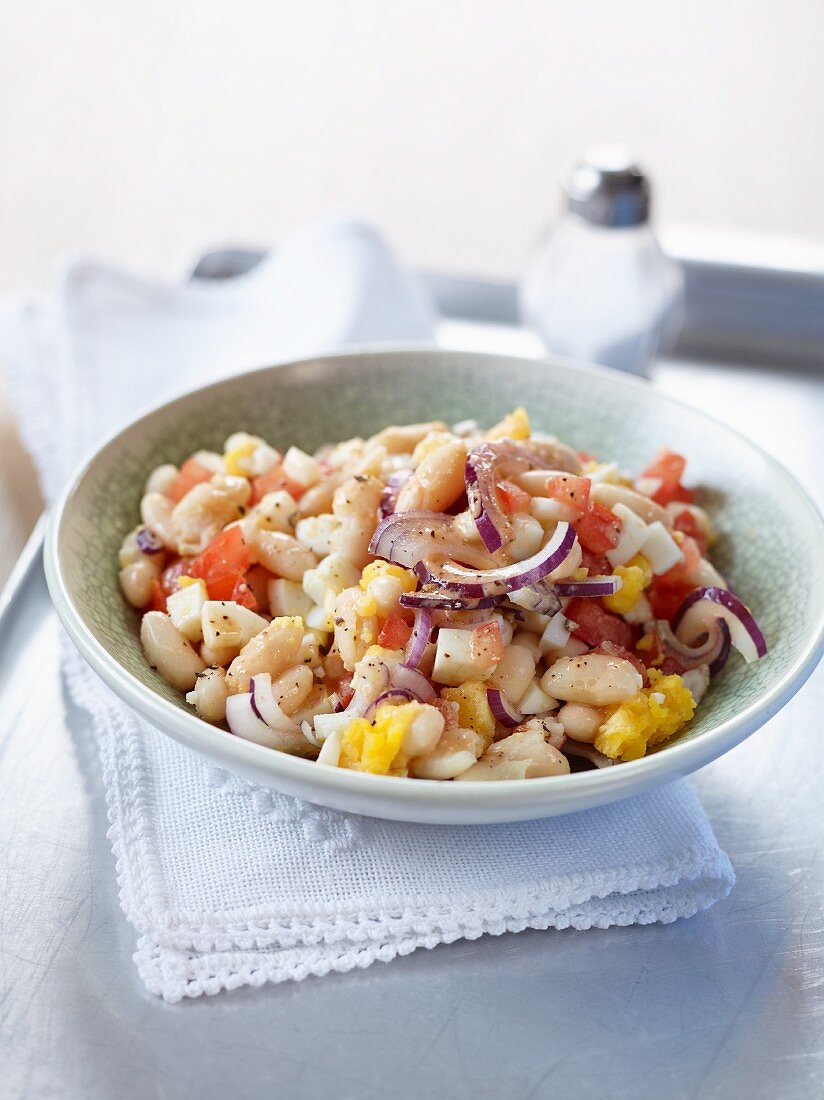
top-left (334, 617), bottom-right (345, 626)
top-left (354, 474), bottom-right (367, 482)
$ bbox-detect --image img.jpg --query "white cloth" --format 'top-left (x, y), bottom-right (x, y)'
top-left (1, 219), bottom-right (733, 1002)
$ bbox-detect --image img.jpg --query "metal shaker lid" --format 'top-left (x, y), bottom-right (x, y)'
top-left (564, 145), bottom-right (650, 227)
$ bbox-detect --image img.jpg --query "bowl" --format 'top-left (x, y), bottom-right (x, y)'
top-left (45, 348), bottom-right (824, 824)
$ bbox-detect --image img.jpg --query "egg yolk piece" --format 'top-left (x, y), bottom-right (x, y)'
top-left (339, 702), bottom-right (424, 775)
top-left (594, 670), bottom-right (696, 761)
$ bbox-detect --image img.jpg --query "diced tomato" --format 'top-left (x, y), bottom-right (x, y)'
top-left (377, 612), bottom-right (413, 650)
top-left (578, 450), bottom-right (597, 464)
top-left (661, 656), bottom-right (687, 676)
top-left (470, 621), bottom-right (505, 668)
top-left (655, 535), bottom-right (701, 590)
top-left (496, 479), bottom-right (532, 514)
top-left (593, 640), bottom-right (647, 680)
top-left (203, 570), bottom-right (243, 601)
top-left (188, 527), bottom-right (255, 603)
top-left (545, 474), bottom-right (591, 519)
top-left (250, 464), bottom-right (305, 505)
top-left (646, 535), bottom-right (702, 623)
top-left (230, 576), bottom-right (259, 610)
top-left (566, 598), bottom-right (634, 650)
top-left (146, 579), bottom-right (167, 613)
top-left (168, 458), bottom-right (212, 504)
top-left (640, 449), bottom-right (694, 506)
top-left (243, 565), bottom-right (275, 611)
top-left (190, 527), bottom-right (251, 584)
top-left (647, 579), bottom-right (694, 622)
top-left (580, 548), bottom-right (611, 577)
top-left (576, 502), bottom-right (621, 554)
top-left (672, 509), bottom-right (708, 556)
top-left (159, 556), bottom-right (194, 596)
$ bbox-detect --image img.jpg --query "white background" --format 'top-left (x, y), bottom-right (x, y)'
top-left (2, 0), bottom-right (823, 291)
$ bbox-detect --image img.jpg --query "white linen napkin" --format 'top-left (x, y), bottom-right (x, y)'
top-left (0, 218), bottom-right (733, 1002)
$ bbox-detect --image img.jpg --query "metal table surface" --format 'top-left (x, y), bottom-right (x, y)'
top-left (2, 328), bottom-right (823, 1100)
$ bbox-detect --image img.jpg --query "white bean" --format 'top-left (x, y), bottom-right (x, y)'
top-left (186, 666), bottom-right (229, 723)
top-left (253, 530), bottom-right (318, 581)
top-left (557, 702), bottom-right (603, 743)
top-left (118, 527), bottom-right (164, 569)
top-left (225, 616), bottom-right (305, 695)
top-left (140, 611), bottom-right (205, 691)
top-left (119, 559), bottom-right (160, 608)
top-left (506, 514), bottom-right (544, 562)
top-left (520, 436), bottom-right (583, 474)
top-left (456, 728), bottom-right (570, 781)
top-left (140, 492), bottom-right (178, 550)
top-left (294, 514), bottom-right (338, 557)
top-left (401, 705), bottom-right (445, 757)
top-left (542, 654), bottom-right (642, 706)
top-left (408, 727), bottom-right (484, 780)
top-left (485, 644), bottom-right (536, 704)
top-left (145, 464), bottom-right (179, 497)
top-left (297, 475), bottom-right (343, 517)
top-left (548, 538), bottom-right (582, 580)
top-left (270, 664), bottom-right (315, 716)
top-left (171, 475), bottom-right (251, 554)
top-left (329, 475), bottom-right (383, 569)
top-left (333, 587), bottom-right (377, 672)
top-left (395, 438), bottom-right (467, 514)
top-left (368, 421), bottom-right (448, 454)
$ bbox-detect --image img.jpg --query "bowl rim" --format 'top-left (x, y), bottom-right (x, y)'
top-left (45, 346), bottom-right (824, 810)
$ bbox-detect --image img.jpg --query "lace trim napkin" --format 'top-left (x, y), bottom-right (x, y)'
top-left (1, 220), bottom-right (733, 1001)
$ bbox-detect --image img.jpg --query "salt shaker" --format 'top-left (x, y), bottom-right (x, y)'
top-left (520, 146), bottom-right (684, 377)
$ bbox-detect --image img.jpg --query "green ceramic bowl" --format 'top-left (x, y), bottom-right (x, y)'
top-left (45, 349), bottom-right (824, 824)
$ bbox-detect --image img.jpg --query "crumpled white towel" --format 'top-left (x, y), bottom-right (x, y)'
top-left (0, 218), bottom-right (733, 1002)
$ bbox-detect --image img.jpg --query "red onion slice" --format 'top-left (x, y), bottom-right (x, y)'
top-left (415, 522), bottom-right (576, 598)
top-left (400, 588), bottom-right (503, 611)
top-left (391, 663), bottom-right (437, 703)
top-left (554, 576), bottom-right (622, 598)
top-left (465, 441), bottom-right (545, 553)
top-left (226, 692), bottom-right (280, 744)
top-left (650, 618), bottom-right (731, 676)
top-left (487, 688), bottom-right (523, 728)
top-left (343, 662), bottom-right (391, 717)
top-left (379, 469), bottom-right (412, 519)
top-left (369, 510), bottom-right (491, 570)
top-left (136, 527), bottom-right (164, 554)
top-left (364, 688), bottom-right (417, 721)
top-left (672, 586), bottom-right (767, 664)
top-left (404, 607), bottom-right (432, 669)
top-left (506, 581), bottom-right (562, 616)
top-left (250, 674), bottom-right (300, 731)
